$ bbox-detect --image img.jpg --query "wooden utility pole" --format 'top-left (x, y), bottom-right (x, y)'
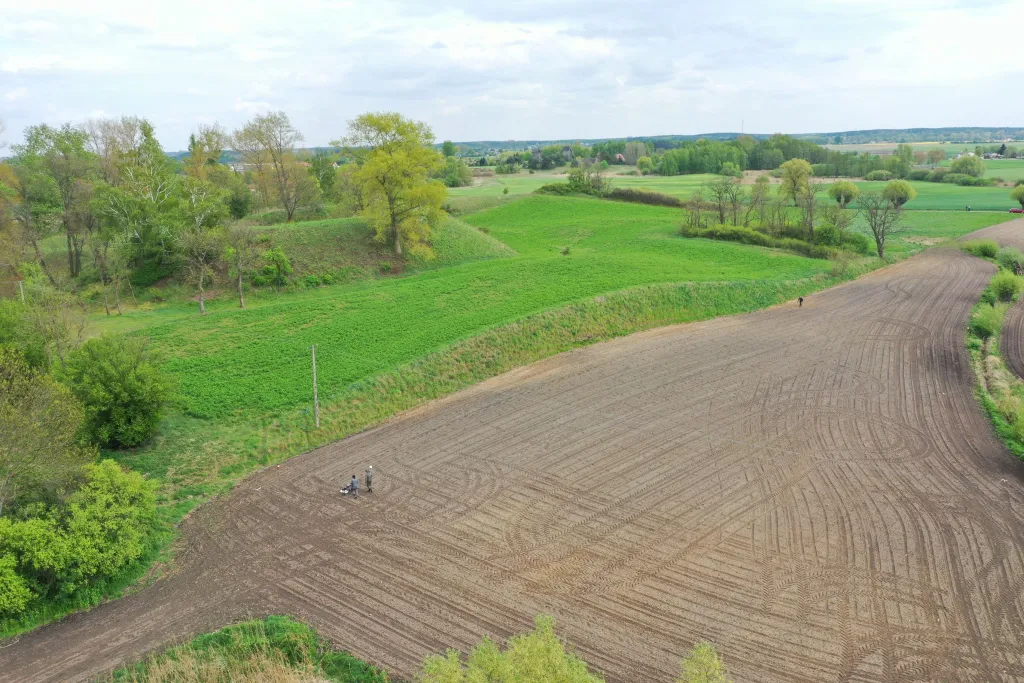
top-left (311, 344), bottom-right (320, 428)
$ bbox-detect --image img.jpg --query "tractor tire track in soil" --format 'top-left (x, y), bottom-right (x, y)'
top-left (1002, 291), bottom-right (1024, 381)
top-left (5, 220), bottom-right (1024, 683)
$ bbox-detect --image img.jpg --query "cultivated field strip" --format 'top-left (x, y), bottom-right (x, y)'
top-left (5, 234), bottom-right (1024, 682)
top-left (1002, 296), bottom-right (1024, 380)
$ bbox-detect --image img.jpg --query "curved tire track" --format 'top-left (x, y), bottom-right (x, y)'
top-left (5, 222), bottom-right (1024, 682)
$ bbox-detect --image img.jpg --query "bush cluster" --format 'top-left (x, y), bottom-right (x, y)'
top-left (996, 247), bottom-right (1024, 272)
top-left (58, 336), bottom-right (173, 449)
top-left (680, 224), bottom-right (840, 260)
top-left (0, 460), bottom-right (158, 619)
top-left (535, 182), bottom-right (575, 196)
top-left (605, 188), bottom-right (684, 207)
top-left (971, 304), bottom-right (1004, 339)
top-left (961, 240), bottom-right (1000, 259)
top-left (991, 271), bottom-right (1023, 302)
top-left (865, 170), bottom-right (893, 181)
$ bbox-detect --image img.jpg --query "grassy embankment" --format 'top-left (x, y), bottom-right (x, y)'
top-left (962, 240), bottom-right (1024, 459)
top-left (104, 616), bottom-right (388, 683)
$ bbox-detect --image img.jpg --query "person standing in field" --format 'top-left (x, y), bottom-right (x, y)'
top-left (342, 474), bottom-right (359, 498)
top-left (365, 466), bottom-right (374, 493)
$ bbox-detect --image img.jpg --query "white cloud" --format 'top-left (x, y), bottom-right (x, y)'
top-left (0, 0), bottom-right (1021, 149)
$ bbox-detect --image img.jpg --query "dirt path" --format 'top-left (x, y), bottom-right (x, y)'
top-left (5, 229), bottom-right (1024, 683)
top-left (1002, 295), bottom-right (1024, 380)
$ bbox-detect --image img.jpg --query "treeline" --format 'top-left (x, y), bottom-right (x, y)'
top-left (810, 127), bottom-right (1024, 145)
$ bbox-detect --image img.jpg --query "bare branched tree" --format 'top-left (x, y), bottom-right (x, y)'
top-left (861, 192), bottom-right (907, 259)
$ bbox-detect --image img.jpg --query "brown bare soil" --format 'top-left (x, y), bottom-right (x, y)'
top-left (5, 229), bottom-right (1024, 683)
top-left (1003, 296), bottom-right (1024, 380)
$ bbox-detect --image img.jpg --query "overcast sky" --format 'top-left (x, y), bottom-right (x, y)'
top-left (1, 0), bottom-right (1021, 151)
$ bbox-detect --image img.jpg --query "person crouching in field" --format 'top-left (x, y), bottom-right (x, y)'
top-left (365, 466), bottom-right (374, 493)
top-left (342, 474), bottom-right (359, 498)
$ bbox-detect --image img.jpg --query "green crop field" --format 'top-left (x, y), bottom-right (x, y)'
top-left (935, 158), bottom-right (1024, 183)
top-left (118, 196), bottom-right (828, 419)
top-left (851, 180), bottom-right (1016, 212)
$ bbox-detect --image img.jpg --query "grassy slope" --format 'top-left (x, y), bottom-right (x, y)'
top-left (105, 615), bottom-right (387, 683)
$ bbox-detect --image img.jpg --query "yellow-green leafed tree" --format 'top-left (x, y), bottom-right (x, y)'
top-left (418, 615), bottom-right (604, 683)
top-left (341, 112), bottom-right (445, 258)
top-left (678, 641), bottom-right (730, 683)
top-left (779, 158), bottom-right (812, 205)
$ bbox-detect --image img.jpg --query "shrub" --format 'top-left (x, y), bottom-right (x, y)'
top-left (535, 182), bottom-right (574, 196)
top-left (815, 223), bottom-right (842, 246)
top-left (842, 231), bottom-right (871, 255)
top-left (971, 304), bottom-right (1003, 339)
top-left (419, 615), bottom-right (604, 683)
top-left (996, 247), bottom-right (1024, 272)
top-left (942, 172), bottom-right (972, 185)
top-left (865, 170), bottom-right (893, 181)
top-left (882, 179), bottom-right (917, 207)
top-left (0, 460), bottom-right (157, 619)
top-left (927, 168), bottom-right (948, 182)
top-left (679, 641), bottom-right (731, 683)
top-left (991, 271), bottom-right (1023, 302)
top-left (810, 163), bottom-right (831, 177)
top-left (679, 224), bottom-right (839, 259)
top-left (950, 154), bottom-right (985, 178)
top-left (908, 169), bottom-right (930, 181)
top-left (718, 161), bottom-right (741, 177)
top-left (605, 188), bottom-right (684, 208)
top-left (262, 246), bottom-right (293, 288)
top-left (961, 240), bottom-right (1000, 259)
top-left (59, 336), bottom-right (172, 449)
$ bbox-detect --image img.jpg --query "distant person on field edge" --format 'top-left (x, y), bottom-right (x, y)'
top-left (798, 297), bottom-right (804, 307)
top-left (343, 474), bottom-right (359, 498)
top-left (365, 466), bottom-right (374, 493)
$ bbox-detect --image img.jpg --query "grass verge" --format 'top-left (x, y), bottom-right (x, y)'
top-left (966, 271), bottom-right (1024, 460)
top-left (103, 615), bottom-right (388, 683)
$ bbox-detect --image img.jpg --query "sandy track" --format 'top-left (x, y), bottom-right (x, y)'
top-left (5, 230), bottom-right (1024, 682)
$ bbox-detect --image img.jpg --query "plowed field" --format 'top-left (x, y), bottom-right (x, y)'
top-left (5, 224), bottom-right (1024, 683)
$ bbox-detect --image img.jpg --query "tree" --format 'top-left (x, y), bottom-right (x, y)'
top-left (224, 224), bottom-right (260, 308)
top-left (706, 176), bottom-right (736, 224)
top-left (861, 192), bottom-right (907, 259)
top-left (566, 162), bottom-right (608, 195)
top-left (779, 158), bottom-right (812, 205)
top-left (441, 140), bottom-right (457, 158)
top-left (795, 180), bottom-right (822, 240)
top-left (894, 143), bottom-right (914, 166)
top-left (262, 246), bottom-right (293, 289)
top-left (309, 151), bottom-right (337, 196)
top-left (234, 111), bottom-right (308, 221)
top-left (440, 156), bottom-right (473, 188)
top-left (744, 175), bottom-right (770, 226)
top-left (59, 335), bottom-right (172, 448)
top-left (882, 179), bottom-right (917, 208)
top-left (0, 348), bottom-right (90, 516)
top-left (636, 156), bottom-right (654, 174)
top-left (950, 154), bottom-right (985, 178)
top-left (341, 112), bottom-right (445, 257)
top-left (2, 160), bottom-right (60, 284)
top-left (827, 180), bottom-right (859, 208)
top-left (22, 283), bottom-right (88, 369)
top-left (927, 149), bottom-right (945, 166)
top-left (623, 141), bottom-right (647, 165)
top-left (177, 225), bottom-right (222, 314)
top-left (913, 151), bottom-right (927, 165)
top-left (183, 123), bottom-right (228, 180)
top-left (718, 161), bottom-right (741, 177)
top-left (1011, 184), bottom-right (1024, 209)
top-left (274, 159), bottom-right (321, 221)
top-left (678, 642), bottom-right (731, 683)
top-left (11, 124), bottom-right (97, 278)
top-left (419, 615), bottom-right (604, 683)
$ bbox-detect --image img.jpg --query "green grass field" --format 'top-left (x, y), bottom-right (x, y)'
top-left (123, 197), bottom-right (828, 420)
top-left (935, 158), bottom-right (1024, 183)
top-left (447, 169), bottom-right (1020, 212)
